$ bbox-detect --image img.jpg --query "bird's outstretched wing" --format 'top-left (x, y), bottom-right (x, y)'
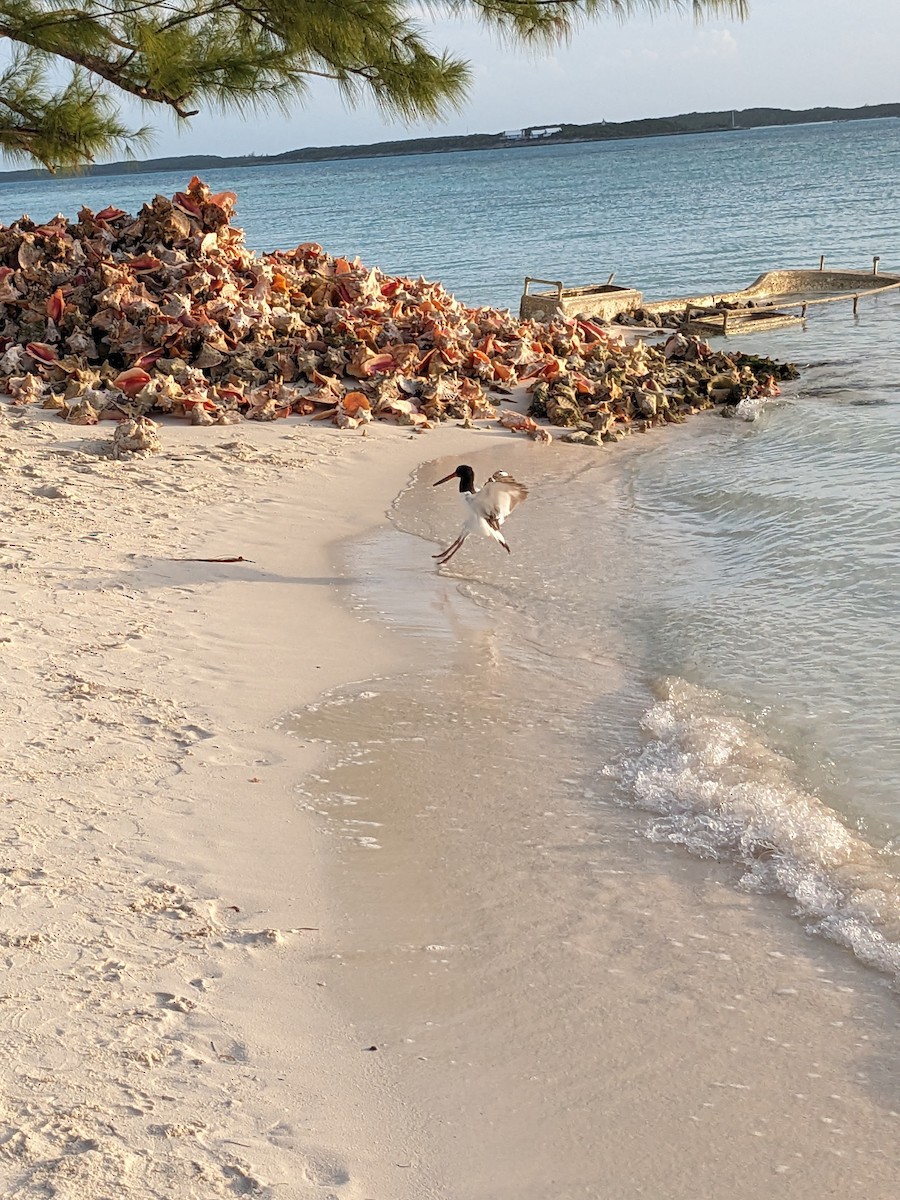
top-left (481, 472), bottom-right (528, 529)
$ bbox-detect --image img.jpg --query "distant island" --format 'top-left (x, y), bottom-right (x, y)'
top-left (1, 103), bottom-right (898, 182)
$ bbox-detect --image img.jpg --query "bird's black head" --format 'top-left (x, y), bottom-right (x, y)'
top-left (433, 464), bottom-right (476, 493)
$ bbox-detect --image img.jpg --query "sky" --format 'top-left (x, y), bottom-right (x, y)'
top-left (4, 1), bottom-right (900, 162)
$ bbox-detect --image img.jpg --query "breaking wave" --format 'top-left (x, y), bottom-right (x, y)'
top-left (619, 678), bottom-right (900, 983)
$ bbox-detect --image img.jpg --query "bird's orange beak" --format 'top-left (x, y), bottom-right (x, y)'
top-left (433, 472), bottom-right (457, 487)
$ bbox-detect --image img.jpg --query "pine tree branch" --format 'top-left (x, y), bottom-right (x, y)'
top-left (0, 0), bottom-right (750, 168)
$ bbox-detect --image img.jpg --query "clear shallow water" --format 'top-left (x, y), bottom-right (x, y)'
top-left (385, 389), bottom-right (900, 982)
top-left (4, 119), bottom-right (899, 979)
top-left (607, 330), bottom-right (900, 831)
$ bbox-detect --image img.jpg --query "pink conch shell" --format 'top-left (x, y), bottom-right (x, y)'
top-left (45, 288), bottom-right (66, 323)
top-left (209, 191), bottom-right (237, 214)
top-left (497, 410), bottom-right (554, 442)
top-left (25, 342), bottom-right (59, 364)
top-left (134, 348), bottom-right (165, 369)
top-left (363, 352), bottom-right (396, 377)
top-left (95, 206), bottom-right (127, 222)
top-left (173, 188), bottom-right (203, 217)
top-left (127, 254), bottom-right (163, 272)
top-left (113, 367), bottom-right (153, 396)
top-left (340, 391), bottom-right (371, 416)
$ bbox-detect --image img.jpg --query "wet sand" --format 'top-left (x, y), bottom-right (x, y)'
top-left (297, 481), bottom-right (900, 1200)
top-left (1, 405), bottom-right (898, 1198)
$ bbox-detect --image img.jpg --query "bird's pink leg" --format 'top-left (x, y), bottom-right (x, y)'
top-left (432, 535), bottom-right (462, 560)
top-left (434, 534), bottom-right (467, 564)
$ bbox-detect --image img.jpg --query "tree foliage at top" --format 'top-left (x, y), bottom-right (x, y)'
top-left (0, 1), bottom-right (749, 170)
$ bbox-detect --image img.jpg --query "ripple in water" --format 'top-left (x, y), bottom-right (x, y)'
top-left (620, 678), bottom-right (900, 984)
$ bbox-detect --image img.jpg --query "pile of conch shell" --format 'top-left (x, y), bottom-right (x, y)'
top-left (0, 177), bottom-right (798, 441)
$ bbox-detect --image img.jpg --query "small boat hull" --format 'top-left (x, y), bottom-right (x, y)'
top-left (520, 266), bottom-right (900, 334)
top-left (519, 276), bottom-right (642, 322)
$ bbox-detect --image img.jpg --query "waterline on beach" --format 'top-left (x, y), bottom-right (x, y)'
top-left (279, 447), bottom-right (900, 1197)
top-left (329, 432), bottom-right (900, 990)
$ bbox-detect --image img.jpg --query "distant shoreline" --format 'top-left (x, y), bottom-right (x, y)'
top-left (1, 103), bottom-right (898, 183)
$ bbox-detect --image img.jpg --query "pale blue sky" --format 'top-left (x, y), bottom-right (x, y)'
top-left (4, 1), bottom-right (898, 162)
top-left (165, 0), bottom-right (896, 157)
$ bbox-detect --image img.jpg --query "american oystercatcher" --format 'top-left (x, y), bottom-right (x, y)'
top-left (432, 465), bottom-right (528, 565)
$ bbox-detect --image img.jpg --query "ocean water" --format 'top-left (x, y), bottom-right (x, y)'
top-left (4, 121), bottom-right (899, 981)
top-left (4, 118), bottom-right (900, 308)
top-left (379, 349), bottom-right (900, 985)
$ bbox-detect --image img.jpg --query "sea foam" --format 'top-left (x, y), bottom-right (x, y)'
top-left (620, 678), bottom-right (900, 983)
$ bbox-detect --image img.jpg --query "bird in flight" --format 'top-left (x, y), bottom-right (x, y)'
top-left (432, 464), bottom-right (528, 565)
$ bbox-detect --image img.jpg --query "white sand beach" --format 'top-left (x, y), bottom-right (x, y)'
top-left (1, 404), bottom-right (898, 1199)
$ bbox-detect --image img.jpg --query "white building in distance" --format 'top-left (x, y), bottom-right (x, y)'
top-left (502, 127), bottom-right (563, 141)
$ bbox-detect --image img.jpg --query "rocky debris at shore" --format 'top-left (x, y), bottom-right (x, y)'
top-left (613, 299), bottom-right (769, 330)
top-left (0, 177), bottom-right (798, 443)
top-left (530, 337), bottom-right (798, 442)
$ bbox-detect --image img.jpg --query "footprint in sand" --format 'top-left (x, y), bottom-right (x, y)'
top-left (221, 1162), bottom-right (264, 1195)
top-left (301, 1150), bottom-right (352, 1190)
top-left (154, 992), bottom-right (197, 1014)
